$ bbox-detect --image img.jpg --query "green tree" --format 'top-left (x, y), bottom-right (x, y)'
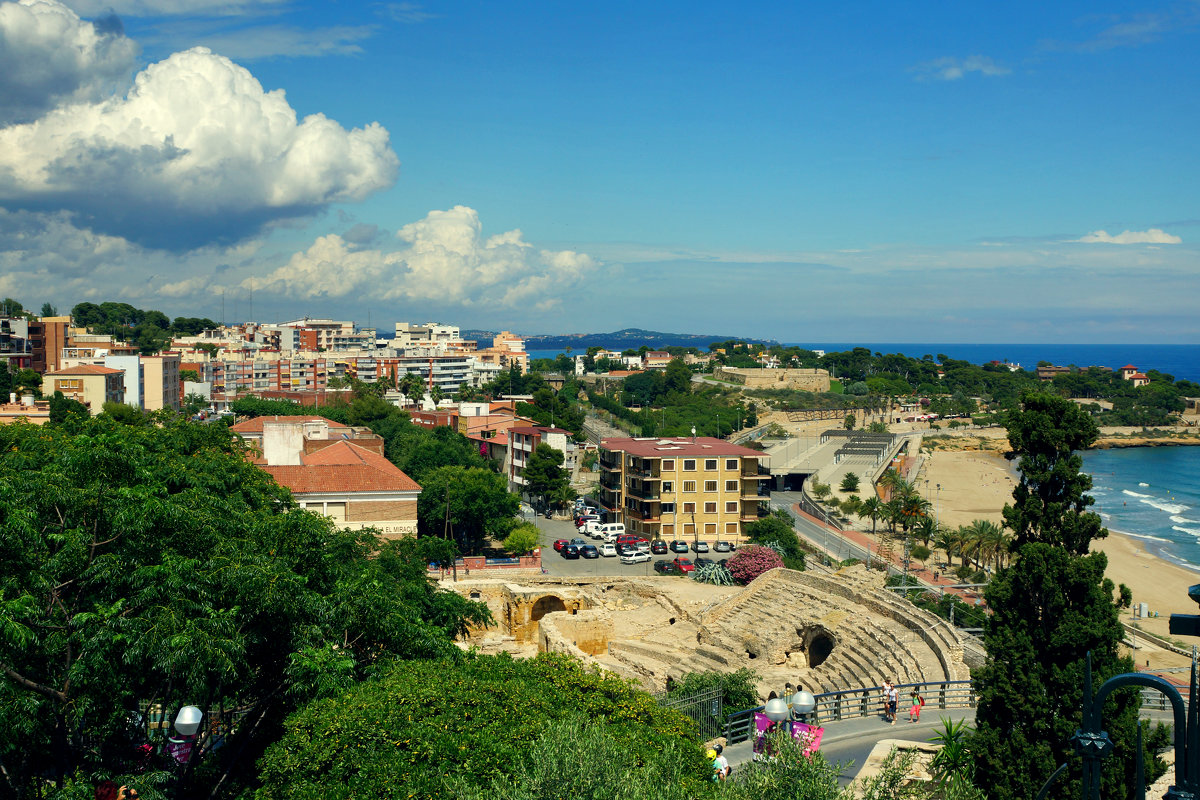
top-left (972, 391), bottom-right (1153, 800)
top-left (663, 357), bottom-right (693, 395)
top-left (1001, 392), bottom-right (1106, 556)
top-left (39, 301), bottom-right (57, 317)
top-left (0, 416), bottom-right (487, 796)
top-left (254, 653), bottom-right (710, 800)
top-left (417, 466), bottom-right (519, 554)
top-left (744, 509), bottom-right (805, 570)
top-left (503, 522), bottom-right (541, 555)
top-left (839, 472), bottom-right (860, 493)
top-left (48, 389), bottom-right (88, 423)
top-left (522, 443), bottom-right (569, 510)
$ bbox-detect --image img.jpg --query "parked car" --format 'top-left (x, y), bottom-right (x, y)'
top-left (562, 544), bottom-right (580, 559)
top-left (713, 540), bottom-right (733, 553)
top-left (599, 543), bottom-right (617, 557)
top-left (635, 541), bottom-right (651, 554)
top-left (580, 544), bottom-right (599, 559)
top-left (670, 540), bottom-right (690, 553)
top-left (692, 540), bottom-right (710, 554)
top-left (621, 551), bottom-right (652, 565)
top-left (650, 539), bottom-right (669, 555)
top-left (570, 537), bottom-right (587, 549)
top-left (672, 557), bottom-right (695, 573)
top-left (553, 539), bottom-right (569, 552)
top-left (654, 560), bottom-right (682, 575)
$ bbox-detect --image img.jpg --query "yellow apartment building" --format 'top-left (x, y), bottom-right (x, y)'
top-left (597, 436), bottom-right (771, 543)
top-left (141, 353), bottom-right (181, 411)
top-left (44, 364), bottom-right (125, 414)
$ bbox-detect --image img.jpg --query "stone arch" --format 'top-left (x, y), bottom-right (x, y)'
top-left (530, 594), bottom-right (568, 623)
top-left (804, 627), bottom-right (835, 668)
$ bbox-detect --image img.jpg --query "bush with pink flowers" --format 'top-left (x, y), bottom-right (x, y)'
top-left (726, 545), bottom-right (784, 584)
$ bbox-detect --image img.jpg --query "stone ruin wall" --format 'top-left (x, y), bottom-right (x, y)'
top-left (713, 367), bottom-right (831, 392)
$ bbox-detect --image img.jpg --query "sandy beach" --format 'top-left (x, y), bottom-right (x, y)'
top-left (920, 445), bottom-right (1199, 670)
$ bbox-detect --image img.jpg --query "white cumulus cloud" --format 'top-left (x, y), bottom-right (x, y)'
top-left (254, 206), bottom-right (597, 309)
top-left (0, 44), bottom-right (398, 249)
top-left (911, 55), bottom-right (1011, 81)
top-left (0, 0), bottom-right (139, 124)
top-left (1075, 228), bottom-right (1182, 245)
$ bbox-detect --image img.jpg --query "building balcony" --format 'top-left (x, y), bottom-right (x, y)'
top-left (624, 484), bottom-right (660, 501)
top-left (599, 453), bottom-right (622, 471)
top-left (741, 463), bottom-right (772, 479)
top-left (599, 474), bottom-right (621, 490)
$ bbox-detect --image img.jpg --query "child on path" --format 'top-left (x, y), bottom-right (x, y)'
top-left (909, 690), bottom-right (925, 722)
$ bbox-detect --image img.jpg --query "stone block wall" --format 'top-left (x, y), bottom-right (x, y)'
top-left (714, 367), bottom-right (831, 392)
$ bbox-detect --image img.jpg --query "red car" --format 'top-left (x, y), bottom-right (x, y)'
top-left (673, 557), bottom-right (695, 573)
top-left (553, 539), bottom-right (569, 552)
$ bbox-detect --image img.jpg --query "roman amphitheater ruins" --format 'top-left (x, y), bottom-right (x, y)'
top-left (453, 565), bottom-right (969, 699)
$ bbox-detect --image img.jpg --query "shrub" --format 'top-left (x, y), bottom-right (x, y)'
top-left (726, 545), bottom-right (784, 584)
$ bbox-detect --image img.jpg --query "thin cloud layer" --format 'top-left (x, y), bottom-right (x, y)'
top-left (1076, 228), bottom-right (1182, 245)
top-left (911, 55), bottom-right (1011, 81)
top-left (62, 0), bottom-right (285, 16)
top-left (0, 43), bottom-right (399, 249)
top-left (0, 0), bottom-right (139, 124)
top-left (254, 206), bottom-right (597, 309)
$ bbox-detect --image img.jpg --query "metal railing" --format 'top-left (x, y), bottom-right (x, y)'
top-left (723, 681), bottom-right (976, 744)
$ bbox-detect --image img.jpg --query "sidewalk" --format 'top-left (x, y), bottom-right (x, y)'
top-left (724, 706), bottom-right (976, 772)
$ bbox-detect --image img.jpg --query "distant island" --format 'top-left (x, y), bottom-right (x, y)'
top-left (462, 327), bottom-right (779, 351)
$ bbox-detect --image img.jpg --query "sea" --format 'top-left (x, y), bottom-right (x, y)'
top-left (1083, 448), bottom-right (1200, 574)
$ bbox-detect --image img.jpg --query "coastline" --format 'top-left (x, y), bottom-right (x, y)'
top-left (920, 444), bottom-right (1196, 670)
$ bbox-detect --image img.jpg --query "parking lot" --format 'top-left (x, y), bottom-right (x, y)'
top-left (526, 510), bottom-right (731, 578)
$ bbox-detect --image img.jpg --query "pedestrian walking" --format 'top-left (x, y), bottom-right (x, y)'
top-left (886, 681), bottom-right (899, 724)
top-left (908, 690), bottom-right (925, 722)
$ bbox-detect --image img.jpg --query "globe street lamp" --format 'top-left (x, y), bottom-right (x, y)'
top-left (790, 690), bottom-right (817, 724)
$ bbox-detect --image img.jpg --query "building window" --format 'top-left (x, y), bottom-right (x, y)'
top-left (661, 502), bottom-right (675, 514)
top-left (703, 480), bottom-right (717, 492)
top-left (663, 524), bottom-right (674, 536)
top-left (726, 501), bottom-right (738, 512)
top-left (683, 481), bottom-right (696, 492)
top-left (662, 481), bottom-right (673, 493)
top-left (726, 522), bottom-right (738, 533)
top-left (704, 502), bottom-right (717, 513)
top-left (684, 523), bottom-right (695, 534)
top-left (727, 458), bottom-right (738, 470)
top-left (705, 459), bottom-right (717, 470)
top-left (683, 459), bottom-right (695, 471)
top-left (683, 502), bottom-right (696, 513)
top-left (726, 480), bottom-right (739, 491)
top-left (705, 523), bottom-right (717, 534)
top-left (662, 459), bottom-right (675, 470)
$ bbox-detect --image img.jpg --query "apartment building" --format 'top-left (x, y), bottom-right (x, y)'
top-left (597, 437), bottom-right (771, 542)
top-left (240, 416), bottom-right (421, 540)
top-left (142, 354), bottom-right (182, 411)
top-left (508, 426), bottom-right (576, 494)
top-left (44, 364), bottom-right (125, 413)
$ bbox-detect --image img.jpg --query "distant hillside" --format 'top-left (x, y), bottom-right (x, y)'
top-left (463, 327), bottom-right (778, 351)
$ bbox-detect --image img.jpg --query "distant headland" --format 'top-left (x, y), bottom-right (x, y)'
top-left (462, 327), bottom-right (780, 351)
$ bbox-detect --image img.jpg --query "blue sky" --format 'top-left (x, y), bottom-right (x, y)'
top-left (0, 0), bottom-right (1197, 343)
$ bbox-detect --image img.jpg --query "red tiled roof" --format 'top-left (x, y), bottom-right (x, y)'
top-left (601, 436), bottom-right (768, 458)
top-left (263, 441), bottom-right (420, 494)
top-left (1121, 364), bottom-right (1137, 370)
top-left (230, 415), bottom-right (349, 433)
top-left (48, 364), bottom-right (124, 376)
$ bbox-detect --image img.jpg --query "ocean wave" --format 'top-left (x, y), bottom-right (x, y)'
top-left (1123, 490), bottom-right (1153, 498)
top-left (1122, 531), bottom-right (1171, 543)
top-left (1139, 482), bottom-right (1150, 487)
top-left (1173, 526), bottom-right (1200, 538)
top-left (1141, 498), bottom-right (1190, 515)
top-left (1172, 515), bottom-right (1200, 525)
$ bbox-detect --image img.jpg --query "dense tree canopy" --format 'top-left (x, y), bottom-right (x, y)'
top-left (972, 392), bottom-right (1160, 800)
top-left (254, 653), bottom-right (710, 800)
top-left (0, 416), bottom-right (488, 797)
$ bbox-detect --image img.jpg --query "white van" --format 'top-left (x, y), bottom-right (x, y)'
top-left (595, 522), bottom-right (625, 541)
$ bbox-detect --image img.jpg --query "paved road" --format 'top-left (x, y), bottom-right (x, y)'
top-left (724, 707), bottom-right (977, 785)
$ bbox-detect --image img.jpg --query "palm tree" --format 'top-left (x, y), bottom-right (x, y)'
top-left (965, 519), bottom-right (1006, 571)
top-left (860, 496), bottom-right (884, 535)
top-left (914, 515), bottom-right (940, 548)
top-left (933, 528), bottom-right (958, 569)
